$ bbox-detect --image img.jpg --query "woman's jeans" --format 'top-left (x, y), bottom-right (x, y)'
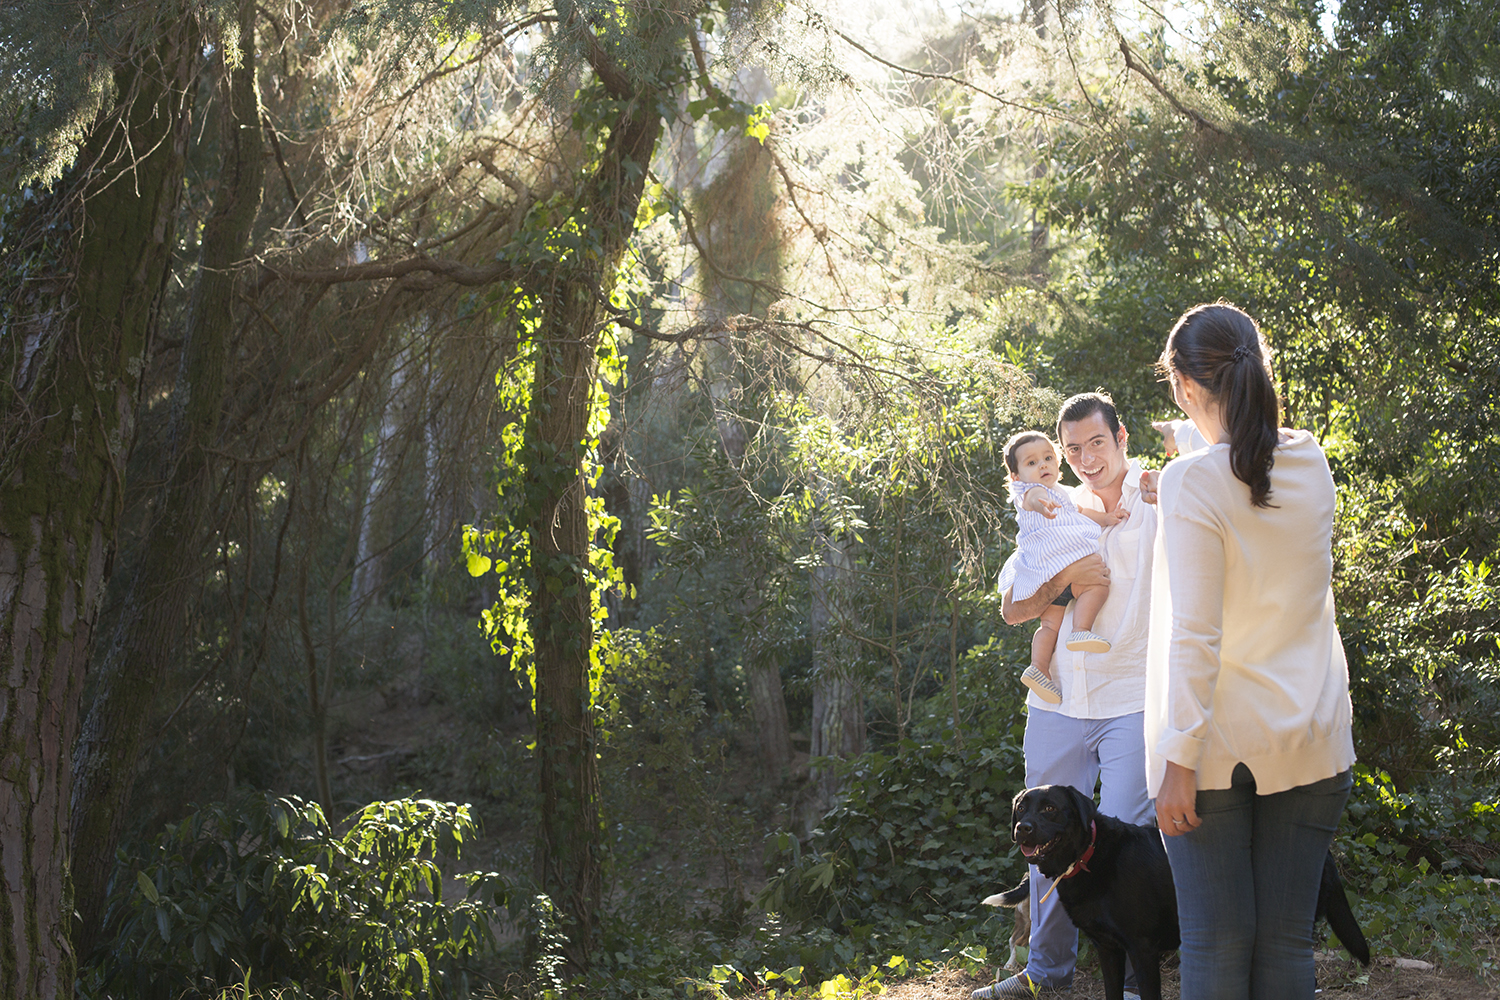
top-left (1161, 764), bottom-right (1353, 1000)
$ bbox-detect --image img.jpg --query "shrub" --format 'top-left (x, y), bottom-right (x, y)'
top-left (89, 794), bottom-right (509, 999)
top-left (1331, 766), bottom-right (1500, 972)
top-left (759, 736), bottom-right (1028, 977)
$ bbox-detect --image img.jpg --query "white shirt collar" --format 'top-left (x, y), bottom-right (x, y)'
top-left (1074, 458), bottom-right (1142, 507)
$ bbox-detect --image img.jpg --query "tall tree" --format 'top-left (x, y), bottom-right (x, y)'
top-left (67, 2), bottom-right (264, 954)
top-left (522, 31), bottom-right (674, 970)
top-left (0, 7), bottom-right (201, 994)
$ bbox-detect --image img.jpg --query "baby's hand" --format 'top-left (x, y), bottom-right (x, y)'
top-left (1105, 507), bottom-right (1130, 525)
top-left (1022, 489), bottom-right (1060, 518)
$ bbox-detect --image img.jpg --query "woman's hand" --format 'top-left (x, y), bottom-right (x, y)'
top-left (1156, 761), bottom-right (1201, 837)
top-left (1152, 420), bottom-right (1181, 457)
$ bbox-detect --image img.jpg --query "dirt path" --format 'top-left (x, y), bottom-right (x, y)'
top-left (889, 957), bottom-right (1499, 1000)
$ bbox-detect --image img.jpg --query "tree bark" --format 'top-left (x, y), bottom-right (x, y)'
top-left (527, 81), bottom-right (664, 971)
top-left (745, 642), bottom-right (792, 776)
top-left (0, 17), bottom-right (198, 998)
top-left (808, 518), bottom-right (863, 821)
top-left (348, 343), bottom-right (412, 618)
top-left (67, 9), bottom-right (261, 957)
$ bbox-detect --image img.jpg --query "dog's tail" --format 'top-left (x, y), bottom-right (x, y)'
top-left (981, 875), bottom-right (1030, 909)
top-left (1318, 852), bottom-right (1371, 966)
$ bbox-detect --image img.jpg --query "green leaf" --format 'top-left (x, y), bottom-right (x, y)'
top-left (135, 870), bottom-right (160, 905)
top-left (467, 550), bottom-right (493, 577)
top-left (410, 949), bottom-right (431, 990)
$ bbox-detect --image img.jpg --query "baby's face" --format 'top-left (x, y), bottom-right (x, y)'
top-left (1013, 439), bottom-right (1060, 486)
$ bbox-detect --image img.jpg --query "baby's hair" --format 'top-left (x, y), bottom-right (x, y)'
top-left (1004, 430), bottom-right (1054, 475)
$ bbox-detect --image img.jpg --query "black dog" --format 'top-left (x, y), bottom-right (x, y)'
top-left (984, 784), bottom-right (1369, 1000)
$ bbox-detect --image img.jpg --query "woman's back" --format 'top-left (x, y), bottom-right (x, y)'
top-left (1149, 429), bottom-right (1352, 795)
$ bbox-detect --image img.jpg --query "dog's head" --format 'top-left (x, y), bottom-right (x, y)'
top-left (1009, 784), bottom-right (1097, 876)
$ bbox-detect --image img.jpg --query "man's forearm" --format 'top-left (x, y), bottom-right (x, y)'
top-left (1001, 574), bottom-right (1067, 625)
top-left (1002, 554), bottom-right (1110, 625)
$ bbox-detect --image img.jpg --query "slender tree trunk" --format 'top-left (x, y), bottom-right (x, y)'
top-left (348, 343), bottom-right (411, 618)
top-left (528, 87), bottom-right (664, 971)
top-left (949, 595), bottom-right (963, 745)
top-left (423, 359), bottom-right (458, 578)
top-left (745, 641), bottom-right (792, 776)
top-left (0, 18), bottom-right (197, 998)
top-left (711, 376), bottom-right (791, 776)
top-left (808, 519), bottom-right (862, 819)
top-left (67, 10), bottom-right (261, 956)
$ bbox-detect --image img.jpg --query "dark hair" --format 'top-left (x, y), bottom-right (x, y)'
top-left (1161, 302), bottom-right (1280, 508)
top-left (1056, 391), bottom-right (1121, 443)
top-left (1003, 430), bottom-right (1053, 475)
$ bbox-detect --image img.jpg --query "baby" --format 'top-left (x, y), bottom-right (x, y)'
top-left (997, 431), bottom-right (1127, 703)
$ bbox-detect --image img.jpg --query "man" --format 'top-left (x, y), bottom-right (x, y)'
top-left (976, 392), bottom-right (1160, 999)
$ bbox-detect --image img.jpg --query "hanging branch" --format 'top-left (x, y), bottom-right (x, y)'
top-left (1117, 39), bottom-right (1224, 134)
top-left (831, 26), bottom-right (1084, 125)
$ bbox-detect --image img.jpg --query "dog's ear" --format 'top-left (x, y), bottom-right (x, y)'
top-left (1066, 785), bottom-right (1097, 827)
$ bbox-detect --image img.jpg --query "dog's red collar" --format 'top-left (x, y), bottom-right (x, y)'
top-left (1057, 819), bottom-right (1097, 882)
top-left (1036, 819), bottom-right (1097, 906)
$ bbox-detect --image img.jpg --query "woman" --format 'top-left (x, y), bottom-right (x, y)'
top-left (1145, 302), bottom-right (1356, 1000)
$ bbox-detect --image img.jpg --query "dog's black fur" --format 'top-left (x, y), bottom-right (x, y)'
top-left (987, 784), bottom-right (1369, 1000)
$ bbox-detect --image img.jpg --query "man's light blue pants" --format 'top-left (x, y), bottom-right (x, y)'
top-left (1021, 709), bottom-right (1152, 989)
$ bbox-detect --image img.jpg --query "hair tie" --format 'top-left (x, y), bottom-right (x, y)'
top-left (1232, 344), bottom-right (1255, 363)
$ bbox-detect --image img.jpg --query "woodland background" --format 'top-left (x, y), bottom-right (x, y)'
top-left (0, 0), bottom-right (1497, 997)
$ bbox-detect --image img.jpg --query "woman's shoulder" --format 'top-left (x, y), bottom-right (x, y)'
top-left (1275, 428), bottom-right (1323, 455)
top-left (1272, 429), bottom-right (1336, 489)
top-left (1161, 442), bottom-right (1229, 489)
top-left (1159, 444), bottom-right (1241, 521)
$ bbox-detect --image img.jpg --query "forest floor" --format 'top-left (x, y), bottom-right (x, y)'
top-left (899, 956), bottom-right (1499, 1000)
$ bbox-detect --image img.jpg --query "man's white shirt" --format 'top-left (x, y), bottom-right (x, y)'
top-left (1028, 458), bottom-right (1157, 719)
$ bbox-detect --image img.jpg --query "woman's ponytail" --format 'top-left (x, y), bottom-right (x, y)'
top-left (1162, 303), bottom-right (1281, 508)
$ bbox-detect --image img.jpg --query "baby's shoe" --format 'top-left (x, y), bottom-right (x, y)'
top-left (1021, 665), bottom-right (1062, 704)
top-left (1065, 630), bottom-right (1111, 653)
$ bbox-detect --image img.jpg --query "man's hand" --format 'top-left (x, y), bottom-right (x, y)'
top-left (1021, 487), bottom-right (1060, 518)
top-left (1058, 552), bottom-right (1109, 591)
top-left (1002, 554), bottom-right (1109, 625)
top-left (1156, 761), bottom-right (1201, 836)
top-left (1140, 469), bottom-right (1160, 506)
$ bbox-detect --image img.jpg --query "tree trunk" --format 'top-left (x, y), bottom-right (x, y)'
top-left (808, 519), bottom-right (862, 823)
top-left (745, 643), bottom-right (792, 776)
top-left (0, 18), bottom-right (197, 999)
top-left (528, 88), bottom-right (664, 971)
top-left (68, 8), bottom-right (261, 958)
top-left (348, 342), bottom-right (411, 618)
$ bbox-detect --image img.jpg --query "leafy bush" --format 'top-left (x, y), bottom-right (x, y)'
top-left (1334, 474), bottom-right (1500, 784)
top-left (90, 794), bottom-right (509, 999)
top-left (759, 736), bottom-right (1028, 977)
top-left (587, 629), bottom-right (760, 994)
top-left (1334, 767), bottom-right (1500, 973)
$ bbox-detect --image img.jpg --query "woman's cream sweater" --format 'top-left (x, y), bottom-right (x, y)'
top-left (1145, 430), bottom-right (1356, 796)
